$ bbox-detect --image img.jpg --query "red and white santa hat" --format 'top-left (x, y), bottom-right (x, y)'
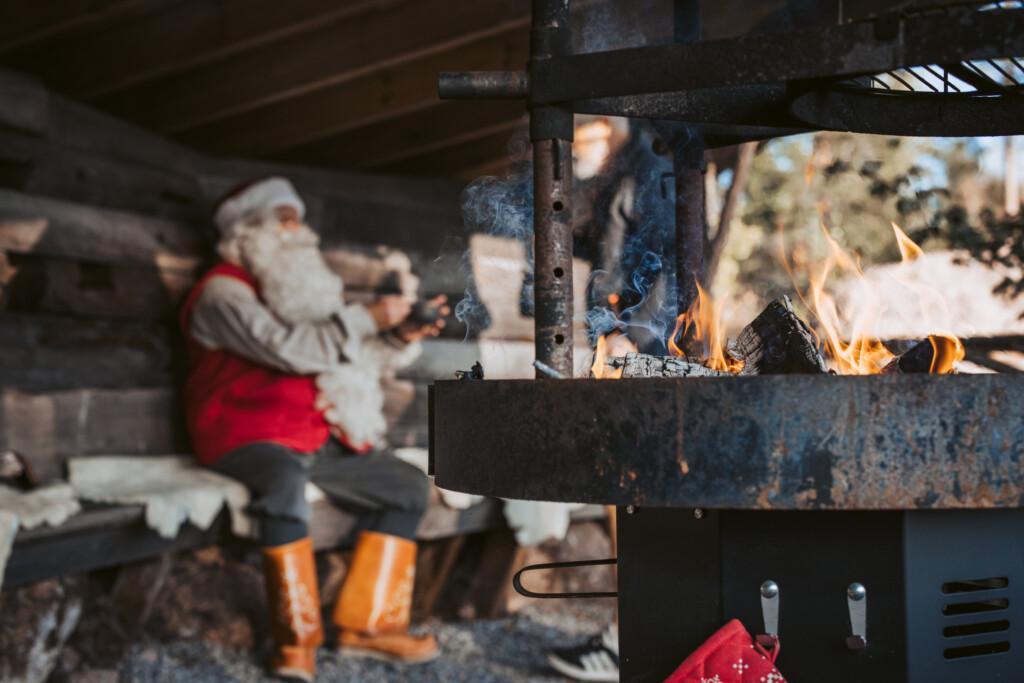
top-left (213, 176), bottom-right (306, 235)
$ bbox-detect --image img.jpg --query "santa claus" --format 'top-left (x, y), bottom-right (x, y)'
top-left (180, 176), bottom-right (445, 681)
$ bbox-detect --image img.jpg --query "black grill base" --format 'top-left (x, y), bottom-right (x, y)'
top-left (617, 507), bottom-right (1024, 683)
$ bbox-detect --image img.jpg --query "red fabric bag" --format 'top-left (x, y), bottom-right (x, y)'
top-left (663, 620), bottom-right (786, 683)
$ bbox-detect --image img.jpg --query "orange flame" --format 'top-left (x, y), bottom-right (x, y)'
top-left (590, 332), bottom-right (636, 379)
top-left (668, 281), bottom-right (744, 373)
top-left (892, 222), bottom-right (923, 262)
top-left (790, 221), bottom-right (962, 375)
top-left (928, 334), bottom-right (965, 374)
top-left (806, 226), bottom-right (894, 374)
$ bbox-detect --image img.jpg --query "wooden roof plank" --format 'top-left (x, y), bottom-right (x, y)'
top-left (278, 100), bottom-right (527, 169)
top-left (6, 0), bottom-right (388, 99)
top-left (96, 0), bottom-right (530, 134)
top-left (176, 26), bottom-right (529, 156)
top-left (0, 0), bottom-right (156, 55)
top-left (377, 126), bottom-right (528, 178)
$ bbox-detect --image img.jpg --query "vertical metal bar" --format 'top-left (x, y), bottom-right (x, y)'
top-left (530, 0), bottom-right (574, 378)
top-left (672, 0), bottom-right (705, 318)
top-left (673, 136), bottom-right (706, 317)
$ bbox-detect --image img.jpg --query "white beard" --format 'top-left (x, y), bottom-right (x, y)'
top-left (219, 215), bottom-right (389, 447)
top-left (237, 221), bottom-right (344, 324)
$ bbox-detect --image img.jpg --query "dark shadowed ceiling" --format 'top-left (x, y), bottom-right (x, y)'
top-left (1, 0), bottom-right (920, 179)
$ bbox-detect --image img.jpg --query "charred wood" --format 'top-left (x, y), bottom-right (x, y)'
top-left (731, 296), bottom-right (827, 375)
top-left (612, 353), bottom-right (731, 378)
top-left (882, 335), bottom-right (963, 374)
top-left (882, 338), bottom-right (935, 374)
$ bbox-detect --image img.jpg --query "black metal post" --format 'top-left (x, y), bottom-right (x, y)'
top-left (673, 135), bottom-right (706, 317)
top-left (530, 0), bottom-right (575, 378)
top-left (672, 0), bottom-right (705, 318)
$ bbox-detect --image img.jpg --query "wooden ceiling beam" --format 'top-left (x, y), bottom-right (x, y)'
top-left (0, 0), bottom-right (155, 55)
top-left (96, 0), bottom-right (531, 135)
top-left (375, 126), bottom-right (528, 179)
top-left (4, 0), bottom-right (387, 99)
top-left (175, 27), bottom-right (530, 157)
top-left (455, 157), bottom-right (515, 182)
top-left (277, 100), bottom-right (527, 170)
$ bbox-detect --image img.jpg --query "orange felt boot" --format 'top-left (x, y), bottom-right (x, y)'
top-left (333, 531), bottom-right (439, 664)
top-left (262, 537), bottom-right (324, 682)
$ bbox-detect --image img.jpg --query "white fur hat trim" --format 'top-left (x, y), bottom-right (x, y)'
top-left (214, 176), bottom-right (306, 234)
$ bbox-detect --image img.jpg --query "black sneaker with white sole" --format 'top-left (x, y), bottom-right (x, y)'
top-left (547, 624), bottom-right (619, 682)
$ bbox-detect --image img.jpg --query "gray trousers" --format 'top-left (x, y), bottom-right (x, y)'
top-left (211, 438), bottom-right (430, 546)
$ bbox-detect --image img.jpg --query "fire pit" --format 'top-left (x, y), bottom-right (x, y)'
top-left (434, 1), bottom-right (1024, 681)
top-left (431, 374), bottom-right (1024, 681)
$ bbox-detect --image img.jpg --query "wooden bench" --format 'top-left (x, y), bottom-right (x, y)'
top-left (5, 491), bottom-right (604, 620)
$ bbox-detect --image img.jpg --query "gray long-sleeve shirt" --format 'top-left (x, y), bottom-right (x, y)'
top-left (189, 275), bottom-right (378, 374)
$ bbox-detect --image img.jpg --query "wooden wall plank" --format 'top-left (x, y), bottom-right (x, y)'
top-left (96, 0), bottom-right (530, 135)
top-left (0, 313), bottom-right (175, 390)
top-left (0, 188), bottom-right (203, 271)
top-left (0, 387), bottom-right (187, 482)
top-left (0, 70), bottom-right (200, 175)
top-left (0, 125), bottom-right (205, 222)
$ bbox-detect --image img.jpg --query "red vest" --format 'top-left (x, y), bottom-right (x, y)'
top-left (180, 262), bottom-right (330, 464)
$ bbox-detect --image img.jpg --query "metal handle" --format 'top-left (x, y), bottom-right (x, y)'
top-left (760, 580), bottom-right (780, 636)
top-left (846, 582), bottom-right (868, 650)
top-left (512, 558), bottom-right (618, 599)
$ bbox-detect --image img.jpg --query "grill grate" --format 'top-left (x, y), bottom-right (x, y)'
top-left (839, 2), bottom-right (1024, 96)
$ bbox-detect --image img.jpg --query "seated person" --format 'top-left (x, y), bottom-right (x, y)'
top-left (180, 177), bottom-right (446, 682)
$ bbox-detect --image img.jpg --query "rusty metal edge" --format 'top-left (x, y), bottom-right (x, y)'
top-left (431, 374), bottom-right (1024, 510)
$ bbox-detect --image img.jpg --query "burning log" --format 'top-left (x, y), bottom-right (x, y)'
top-left (882, 335), bottom-right (963, 374)
top-left (611, 353), bottom-right (731, 378)
top-left (730, 296), bottom-right (828, 375)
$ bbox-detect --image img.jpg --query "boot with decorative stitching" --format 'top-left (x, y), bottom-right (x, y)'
top-left (333, 530), bottom-right (440, 664)
top-left (262, 536), bottom-right (324, 682)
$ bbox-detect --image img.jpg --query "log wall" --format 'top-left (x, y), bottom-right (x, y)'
top-left (0, 70), bottom-right (474, 481)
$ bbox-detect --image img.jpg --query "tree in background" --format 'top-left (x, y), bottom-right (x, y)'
top-left (717, 132), bottom-right (1022, 316)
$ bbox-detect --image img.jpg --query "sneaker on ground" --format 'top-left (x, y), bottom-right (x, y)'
top-left (547, 624), bottom-right (619, 682)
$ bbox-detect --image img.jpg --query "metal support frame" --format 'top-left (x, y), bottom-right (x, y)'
top-left (526, 7), bottom-right (1024, 104)
top-left (672, 136), bottom-right (705, 317)
top-left (435, 1), bottom-right (1024, 372)
top-left (530, 0), bottom-right (575, 378)
top-left (670, 0), bottom-right (705, 318)
top-left (439, 5), bottom-right (1024, 141)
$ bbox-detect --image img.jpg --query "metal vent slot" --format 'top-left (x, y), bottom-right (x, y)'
top-left (942, 598), bottom-right (1010, 616)
top-left (943, 642), bottom-right (1011, 659)
top-left (944, 620), bottom-right (1011, 638)
top-left (943, 577), bottom-right (1010, 594)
